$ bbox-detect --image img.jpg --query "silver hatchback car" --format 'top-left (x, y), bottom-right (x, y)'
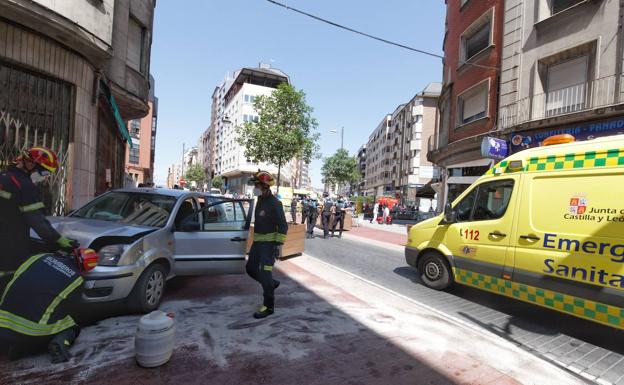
top-left (44, 188), bottom-right (253, 313)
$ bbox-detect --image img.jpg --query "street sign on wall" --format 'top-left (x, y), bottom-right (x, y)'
top-left (481, 137), bottom-right (509, 160)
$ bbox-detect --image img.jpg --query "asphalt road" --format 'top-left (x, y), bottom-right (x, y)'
top-left (304, 233), bottom-right (624, 385)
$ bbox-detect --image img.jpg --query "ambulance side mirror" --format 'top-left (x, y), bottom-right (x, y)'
top-left (443, 203), bottom-right (457, 224)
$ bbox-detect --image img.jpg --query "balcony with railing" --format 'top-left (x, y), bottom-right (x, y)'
top-left (499, 74), bottom-right (624, 130)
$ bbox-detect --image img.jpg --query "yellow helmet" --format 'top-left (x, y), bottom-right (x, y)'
top-left (249, 170), bottom-right (276, 187)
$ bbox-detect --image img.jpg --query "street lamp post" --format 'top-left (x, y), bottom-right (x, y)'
top-left (330, 127), bottom-right (344, 149)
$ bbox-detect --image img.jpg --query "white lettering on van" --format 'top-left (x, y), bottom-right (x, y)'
top-left (543, 233), bottom-right (624, 263)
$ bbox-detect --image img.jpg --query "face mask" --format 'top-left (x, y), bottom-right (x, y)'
top-left (30, 171), bottom-right (47, 184)
top-left (253, 187), bottom-right (263, 196)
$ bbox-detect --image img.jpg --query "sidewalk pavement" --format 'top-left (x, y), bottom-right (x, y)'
top-left (347, 225), bottom-right (407, 247)
top-left (0, 255), bottom-right (585, 385)
top-left (357, 215), bottom-right (410, 235)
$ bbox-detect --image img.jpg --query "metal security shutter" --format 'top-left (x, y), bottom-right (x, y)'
top-left (0, 60), bottom-right (72, 215)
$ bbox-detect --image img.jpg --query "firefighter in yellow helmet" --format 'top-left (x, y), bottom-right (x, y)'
top-left (246, 170), bottom-right (288, 318)
top-left (0, 147), bottom-right (78, 293)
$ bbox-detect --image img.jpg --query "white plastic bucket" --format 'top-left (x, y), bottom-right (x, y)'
top-left (135, 310), bottom-right (175, 368)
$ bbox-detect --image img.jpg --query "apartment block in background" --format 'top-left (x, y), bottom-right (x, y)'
top-left (125, 75), bottom-right (158, 186)
top-left (201, 64), bottom-right (310, 195)
top-left (364, 83), bottom-right (441, 205)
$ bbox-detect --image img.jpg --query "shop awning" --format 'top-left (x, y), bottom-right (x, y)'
top-left (416, 182), bottom-right (436, 199)
top-left (100, 80), bottom-right (133, 148)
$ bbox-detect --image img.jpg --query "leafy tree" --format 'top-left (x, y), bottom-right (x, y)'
top-left (321, 148), bottom-right (360, 192)
top-left (212, 175), bottom-right (224, 190)
top-left (236, 83), bottom-right (320, 194)
top-left (185, 164), bottom-right (205, 189)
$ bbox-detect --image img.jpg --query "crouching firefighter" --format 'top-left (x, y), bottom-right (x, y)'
top-left (0, 146), bottom-right (78, 293)
top-left (246, 171), bottom-right (288, 319)
top-left (0, 248), bottom-right (98, 363)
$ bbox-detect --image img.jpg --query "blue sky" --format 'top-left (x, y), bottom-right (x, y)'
top-left (151, 0), bottom-right (445, 188)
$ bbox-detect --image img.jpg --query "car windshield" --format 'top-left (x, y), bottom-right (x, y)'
top-left (70, 192), bottom-right (177, 228)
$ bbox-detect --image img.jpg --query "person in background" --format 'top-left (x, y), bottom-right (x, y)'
top-left (377, 204), bottom-right (384, 224)
top-left (290, 196), bottom-right (298, 224)
top-left (305, 196), bottom-right (319, 239)
top-left (331, 195), bottom-right (347, 238)
top-left (371, 201), bottom-right (379, 223)
top-left (383, 205), bottom-right (390, 224)
top-left (301, 195), bottom-right (309, 225)
top-left (320, 192), bottom-right (333, 239)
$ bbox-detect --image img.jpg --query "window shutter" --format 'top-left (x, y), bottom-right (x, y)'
top-left (547, 56), bottom-right (588, 92)
top-left (462, 87), bottom-right (487, 121)
top-left (127, 19), bottom-right (143, 72)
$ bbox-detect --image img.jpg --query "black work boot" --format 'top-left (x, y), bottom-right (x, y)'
top-left (48, 338), bottom-right (71, 363)
top-left (253, 305), bottom-right (274, 319)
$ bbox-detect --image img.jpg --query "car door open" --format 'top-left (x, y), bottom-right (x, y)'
top-left (173, 199), bottom-right (253, 276)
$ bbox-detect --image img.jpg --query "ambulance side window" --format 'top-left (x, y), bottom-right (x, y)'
top-left (472, 180), bottom-right (515, 221)
top-left (455, 189), bottom-right (478, 222)
top-left (454, 179), bottom-right (515, 222)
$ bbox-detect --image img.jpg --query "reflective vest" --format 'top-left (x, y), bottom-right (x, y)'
top-left (0, 166), bottom-right (47, 268)
top-left (254, 193), bottom-right (288, 244)
top-left (0, 253), bottom-right (83, 338)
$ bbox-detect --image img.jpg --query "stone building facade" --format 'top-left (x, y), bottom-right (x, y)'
top-left (0, 0), bottom-right (155, 211)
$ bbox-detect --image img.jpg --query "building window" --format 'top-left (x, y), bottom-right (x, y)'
top-left (545, 55), bottom-right (588, 116)
top-left (457, 81), bottom-right (488, 126)
top-left (461, 10), bottom-right (493, 63)
top-left (129, 138), bottom-right (140, 164)
top-left (127, 17), bottom-right (146, 73)
top-left (130, 119), bottom-right (140, 138)
top-left (551, 0), bottom-right (584, 15)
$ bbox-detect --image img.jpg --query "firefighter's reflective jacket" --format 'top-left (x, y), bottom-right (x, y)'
top-left (0, 253), bottom-right (83, 340)
top-left (254, 192), bottom-right (288, 244)
top-left (0, 165), bottom-right (61, 274)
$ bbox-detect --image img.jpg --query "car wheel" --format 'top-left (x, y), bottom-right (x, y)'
top-left (128, 263), bottom-right (167, 314)
top-left (418, 252), bottom-right (453, 290)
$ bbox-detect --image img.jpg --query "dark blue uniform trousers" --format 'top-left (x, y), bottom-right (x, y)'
top-left (246, 242), bottom-right (278, 309)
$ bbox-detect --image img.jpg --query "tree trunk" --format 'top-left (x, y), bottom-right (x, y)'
top-left (276, 162), bottom-right (281, 196)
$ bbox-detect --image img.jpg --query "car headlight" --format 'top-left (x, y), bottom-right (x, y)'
top-left (98, 244), bottom-right (127, 266)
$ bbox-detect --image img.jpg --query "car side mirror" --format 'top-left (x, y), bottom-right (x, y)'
top-left (443, 203), bottom-right (457, 224)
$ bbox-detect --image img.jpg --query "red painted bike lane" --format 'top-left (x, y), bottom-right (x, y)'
top-left (347, 225), bottom-right (407, 246)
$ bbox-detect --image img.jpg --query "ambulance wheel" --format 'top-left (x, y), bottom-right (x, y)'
top-left (128, 263), bottom-right (166, 313)
top-left (418, 252), bottom-right (452, 290)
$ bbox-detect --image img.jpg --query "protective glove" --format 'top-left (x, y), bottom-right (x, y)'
top-left (57, 236), bottom-right (79, 250)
